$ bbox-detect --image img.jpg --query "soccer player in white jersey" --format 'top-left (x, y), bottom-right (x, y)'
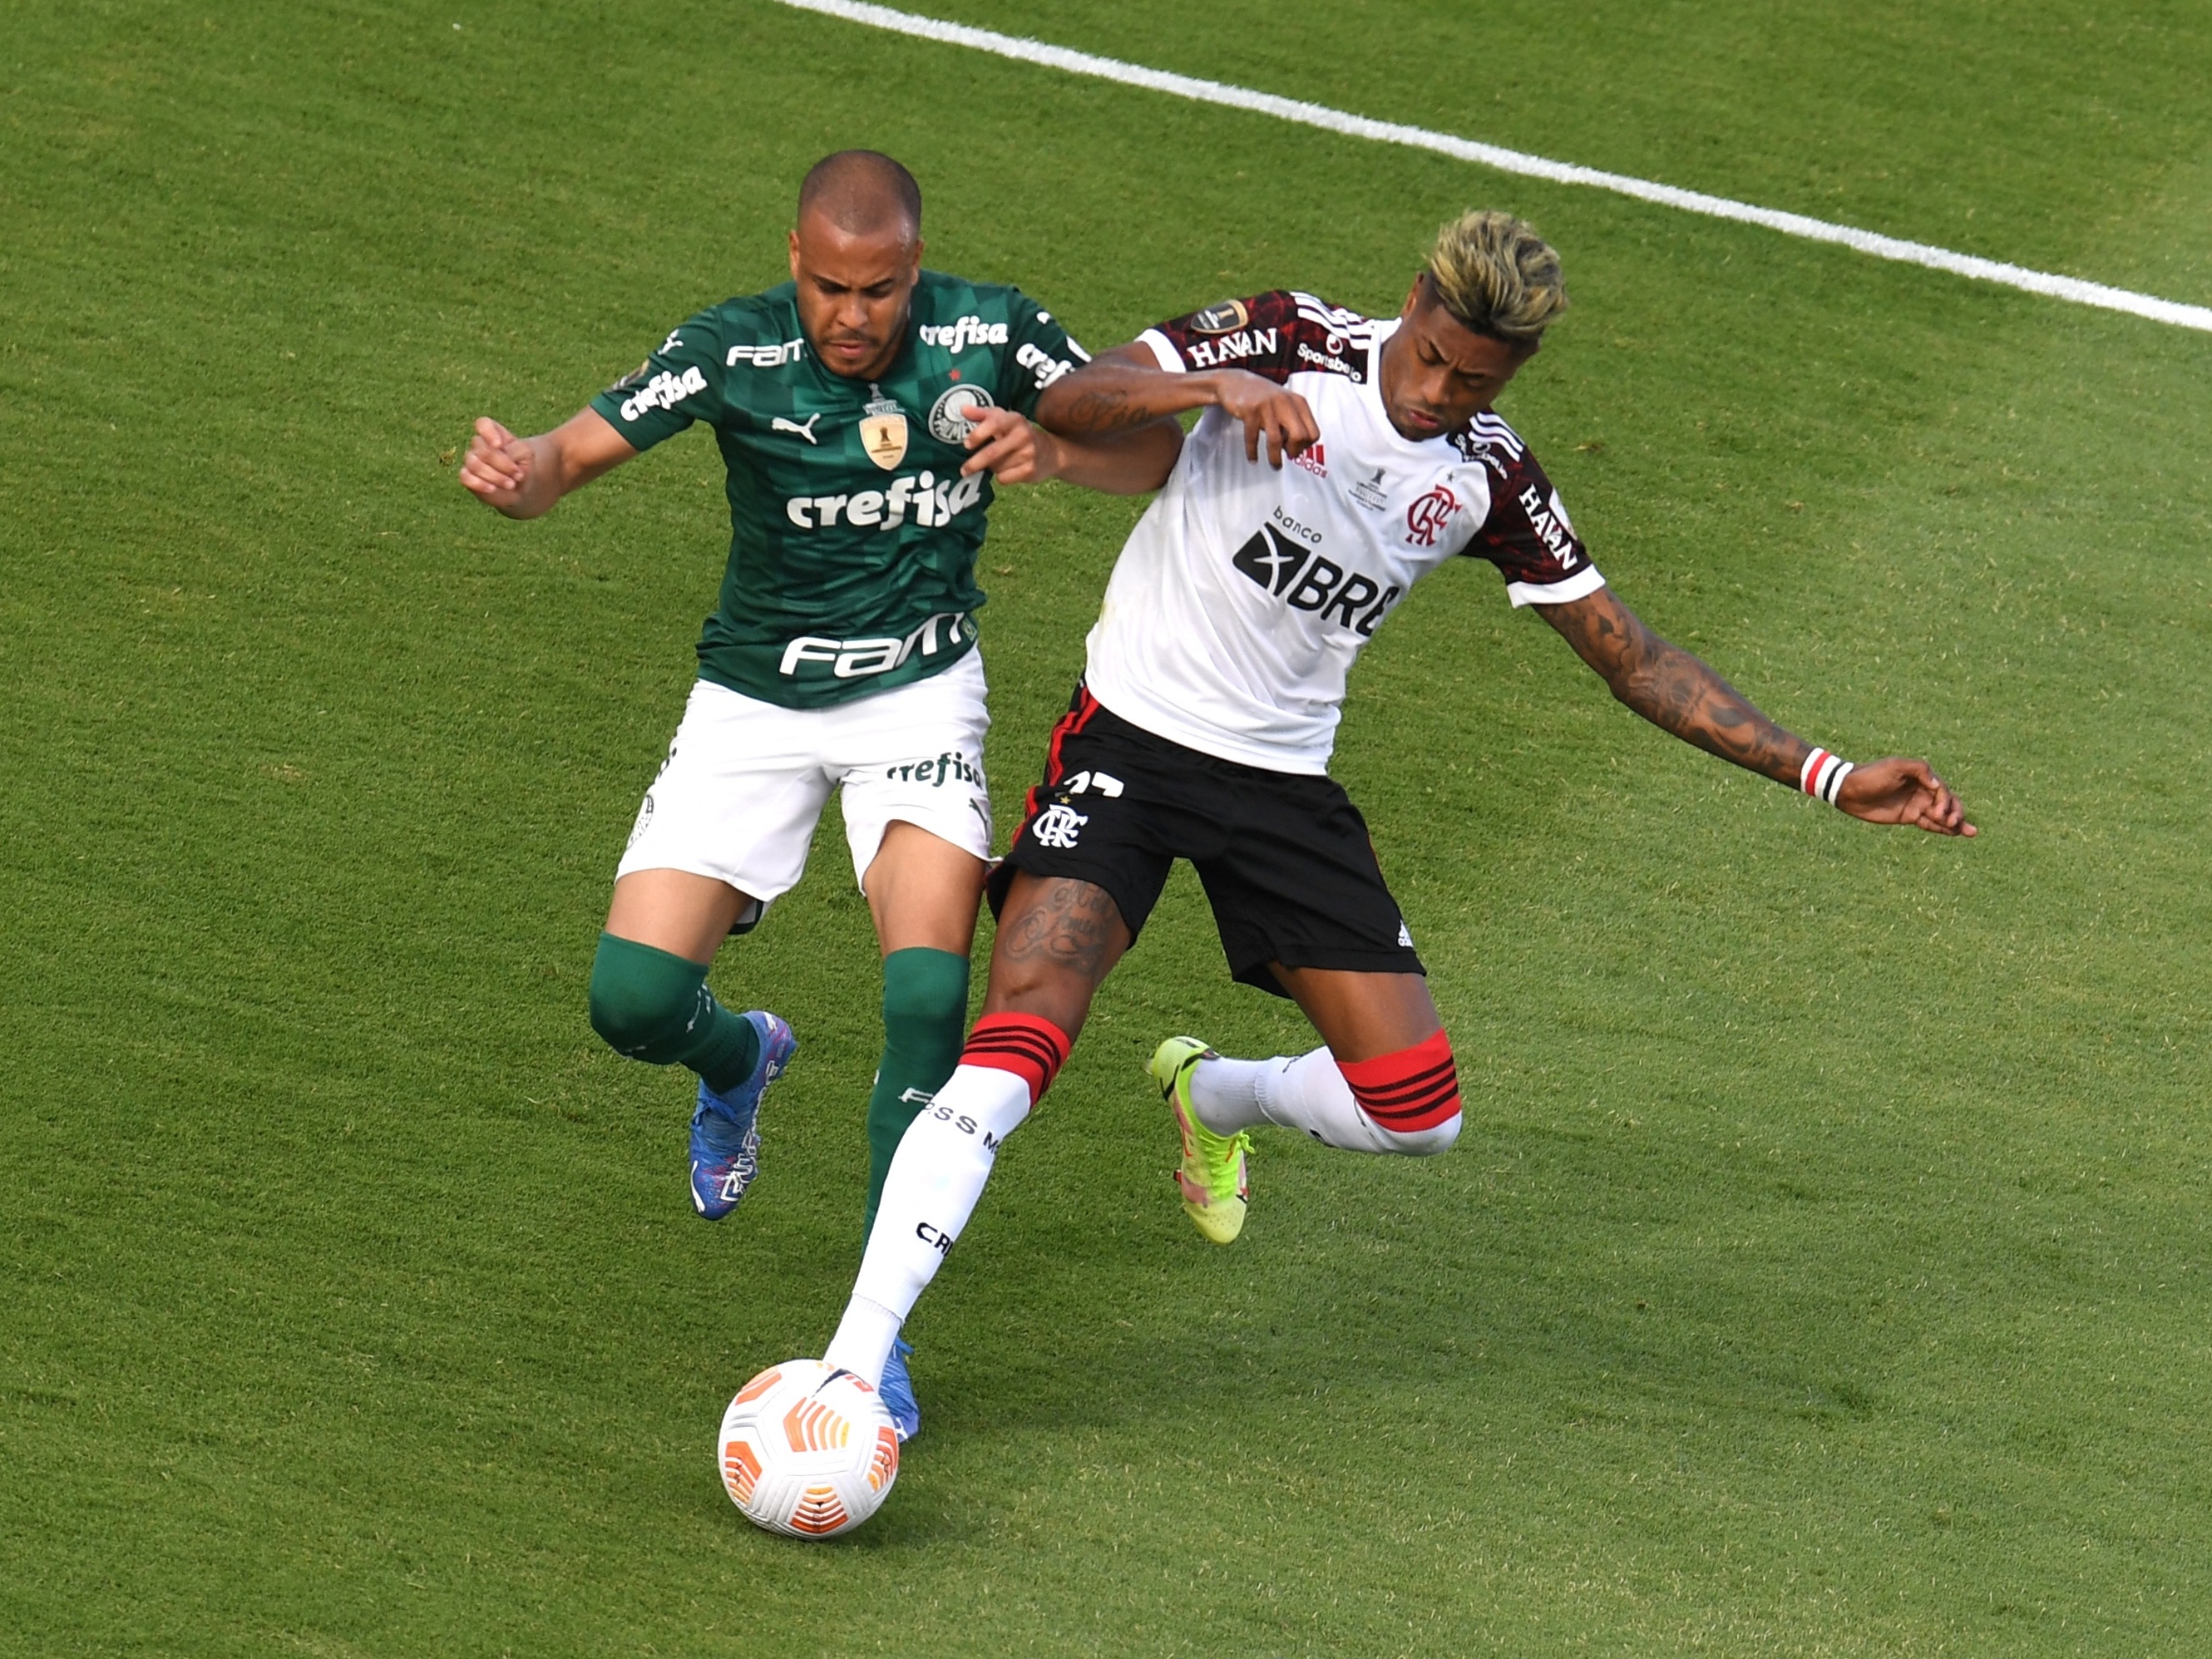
top-left (817, 210), bottom-right (1973, 1397)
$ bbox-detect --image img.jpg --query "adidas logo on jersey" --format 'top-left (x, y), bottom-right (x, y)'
top-left (783, 470), bottom-right (986, 531)
top-left (1231, 522), bottom-right (1400, 636)
top-left (617, 365), bottom-right (706, 422)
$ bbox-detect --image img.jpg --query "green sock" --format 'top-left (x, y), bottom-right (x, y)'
top-left (588, 932), bottom-right (761, 1094)
top-left (862, 946), bottom-right (971, 1239)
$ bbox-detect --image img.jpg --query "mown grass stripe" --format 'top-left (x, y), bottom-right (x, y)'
top-left (769, 0), bottom-right (2212, 336)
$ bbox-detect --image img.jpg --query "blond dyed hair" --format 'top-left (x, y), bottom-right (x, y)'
top-left (1425, 211), bottom-right (1568, 344)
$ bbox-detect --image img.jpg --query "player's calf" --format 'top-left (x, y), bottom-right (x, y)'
top-left (822, 1011), bottom-right (1074, 1387)
top-left (1187, 1031), bottom-right (1462, 1157)
top-left (588, 933), bottom-right (797, 1218)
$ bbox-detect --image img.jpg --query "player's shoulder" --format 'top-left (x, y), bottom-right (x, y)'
top-left (704, 283), bottom-right (805, 372)
top-left (1168, 289), bottom-right (1377, 380)
top-left (1448, 407), bottom-right (1542, 481)
top-left (913, 269), bottom-right (1017, 314)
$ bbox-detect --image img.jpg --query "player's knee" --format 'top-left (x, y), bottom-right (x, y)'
top-left (588, 934), bottom-right (705, 1061)
top-left (1377, 1109), bottom-right (1461, 1158)
top-left (1338, 1029), bottom-right (1462, 1158)
top-left (881, 946), bottom-right (970, 1034)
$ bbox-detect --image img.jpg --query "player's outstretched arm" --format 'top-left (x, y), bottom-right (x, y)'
top-left (458, 408), bottom-right (636, 520)
top-left (956, 405), bottom-right (1181, 495)
top-left (1542, 586), bottom-right (1975, 837)
top-left (1034, 343), bottom-right (1319, 468)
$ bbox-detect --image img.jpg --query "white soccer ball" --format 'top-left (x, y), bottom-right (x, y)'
top-left (717, 1359), bottom-right (899, 1538)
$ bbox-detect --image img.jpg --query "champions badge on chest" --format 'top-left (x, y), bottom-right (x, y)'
top-left (860, 384), bottom-right (909, 470)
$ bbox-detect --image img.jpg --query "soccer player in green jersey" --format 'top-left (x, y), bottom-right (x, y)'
top-left (458, 151), bottom-right (1174, 1438)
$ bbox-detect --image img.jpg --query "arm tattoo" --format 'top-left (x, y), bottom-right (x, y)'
top-left (1543, 590), bottom-right (1809, 786)
top-left (998, 879), bottom-right (1125, 985)
top-left (1054, 386), bottom-right (1155, 434)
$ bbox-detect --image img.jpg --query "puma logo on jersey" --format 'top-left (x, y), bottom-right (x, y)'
top-left (1231, 524), bottom-right (1400, 637)
top-left (773, 413), bottom-right (822, 443)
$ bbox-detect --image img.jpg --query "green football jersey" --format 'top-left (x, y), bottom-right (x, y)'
top-left (588, 271), bottom-right (1088, 709)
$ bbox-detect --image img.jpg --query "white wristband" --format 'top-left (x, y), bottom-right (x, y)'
top-left (1799, 748), bottom-right (1855, 807)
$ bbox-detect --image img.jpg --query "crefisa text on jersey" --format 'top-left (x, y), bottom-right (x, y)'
top-left (783, 470), bottom-right (986, 531)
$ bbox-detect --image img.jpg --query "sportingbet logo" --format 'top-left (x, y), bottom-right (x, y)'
top-left (783, 469), bottom-right (985, 532)
top-left (618, 365), bottom-right (706, 421)
top-left (778, 610), bottom-right (974, 680)
top-left (918, 314), bottom-right (1009, 352)
top-left (1230, 520), bottom-right (1400, 636)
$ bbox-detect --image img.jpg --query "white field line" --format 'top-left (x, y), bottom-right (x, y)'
top-left (768, 0), bottom-right (2212, 336)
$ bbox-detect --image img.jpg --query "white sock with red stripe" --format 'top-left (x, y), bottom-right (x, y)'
top-left (1190, 1041), bottom-right (1461, 1157)
top-left (822, 1015), bottom-right (1069, 1386)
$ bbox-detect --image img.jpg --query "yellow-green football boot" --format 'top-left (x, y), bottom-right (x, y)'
top-left (1149, 1036), bottom-right (1251, 1245)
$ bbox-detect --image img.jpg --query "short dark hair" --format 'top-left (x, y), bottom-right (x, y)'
top-left (797, 151), bottom-right (923, 239)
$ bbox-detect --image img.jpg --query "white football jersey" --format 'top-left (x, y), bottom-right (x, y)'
top-left (1083, 292), bottom-right (1604, 774)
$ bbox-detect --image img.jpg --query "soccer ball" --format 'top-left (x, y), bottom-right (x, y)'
top-left (717, 1359), bottom-right (899, 1538)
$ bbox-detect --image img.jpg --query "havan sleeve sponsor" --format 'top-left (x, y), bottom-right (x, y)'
top-left (1138, 290), bottom-right (1365, 384)
top-left (1458, 427), bottom-right (1606, 607)
top-left (589, 309), bottom-right (726, 450)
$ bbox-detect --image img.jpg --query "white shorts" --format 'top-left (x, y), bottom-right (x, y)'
top-left (616, 650), bottom-right (991, 906)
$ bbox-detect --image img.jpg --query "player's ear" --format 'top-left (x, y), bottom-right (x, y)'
top-left (788, 228), bottom-right (802, 279)
top-left (1402, 276), bottom-right (1424, 318)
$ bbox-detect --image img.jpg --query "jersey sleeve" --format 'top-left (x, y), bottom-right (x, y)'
top-left (587, 309), bottom-right (725, 451)
top-left (1137, 290), bottom-right (1362, 383)
top-left (991, 292), bottom-right (1090, 417)
top-left (1461, 438), bottom-right (1607, 607)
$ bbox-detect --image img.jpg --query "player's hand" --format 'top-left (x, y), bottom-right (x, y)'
top-left (960, 406), bottom-right (1059, 483)
top-left (1209, 369), bottom-right (1319, 468)
top-left (1836, 758), bottom-right (1977, 837)
top-left (459, 417), bottom-right (537, 512)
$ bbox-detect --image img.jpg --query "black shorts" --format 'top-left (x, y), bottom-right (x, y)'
top-left (987, 684), bottom-right (1424, 997)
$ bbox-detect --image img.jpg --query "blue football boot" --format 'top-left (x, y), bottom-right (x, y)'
top-left (688, 1011), bottom-right (797, 1220)
top-left (878, 1337), bottom-right (921, 1443)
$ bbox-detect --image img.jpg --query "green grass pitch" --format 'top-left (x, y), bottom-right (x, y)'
top-left (4, 1), bottom-right (2210, 1652)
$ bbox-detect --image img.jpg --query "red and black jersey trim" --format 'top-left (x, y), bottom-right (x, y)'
top-left (1148, 291), bottom-right (1370, 386)
top-left (960, 1012), bottom-right (1073, 1106)
top-left (1338, 1030), bottom-right (1461, 1133)
top-left (1454, 434), bottom-right (1588, 590)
